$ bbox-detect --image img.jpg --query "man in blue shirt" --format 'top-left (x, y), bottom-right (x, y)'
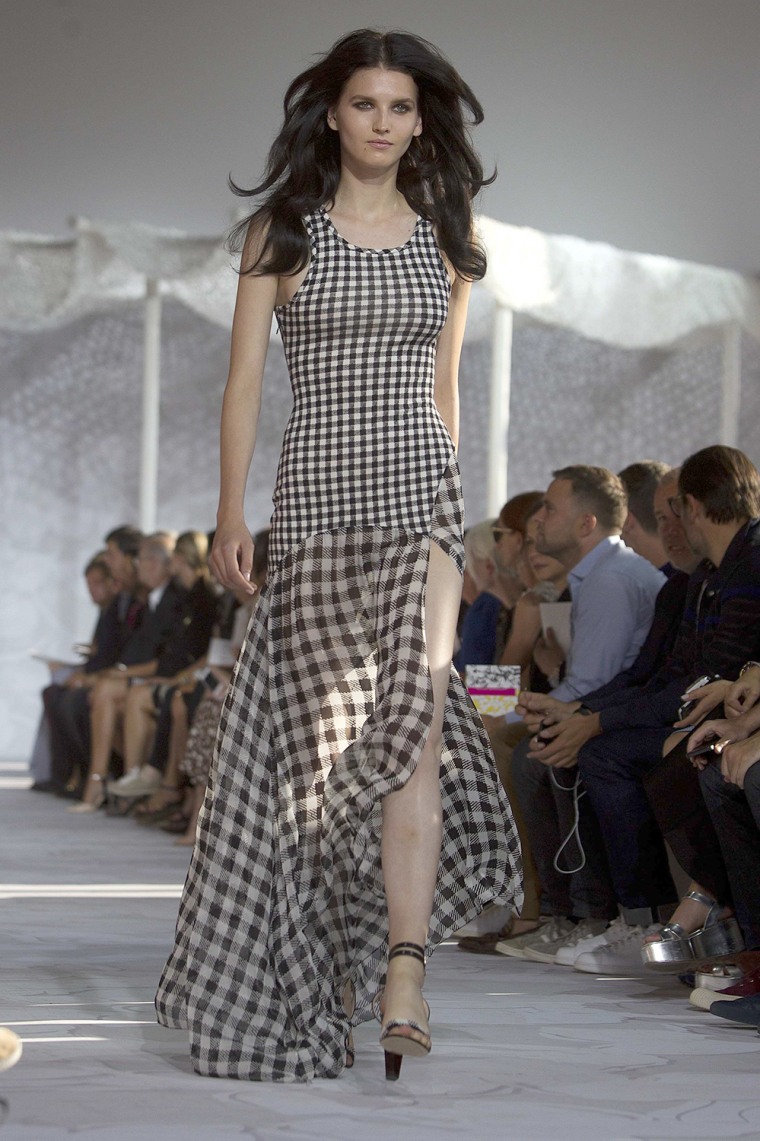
top-left (497, 466), bottom-right (665, 963)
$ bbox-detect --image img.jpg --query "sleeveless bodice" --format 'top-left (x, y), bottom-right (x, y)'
top-left (270, 207), bottom-right (453, 567)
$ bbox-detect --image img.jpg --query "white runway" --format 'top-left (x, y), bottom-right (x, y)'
top-left (2, 760), bottom-right (759, 1140)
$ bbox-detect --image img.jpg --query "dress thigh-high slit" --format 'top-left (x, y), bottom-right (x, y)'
top-left (155, 207), bottom-right (523, 1081)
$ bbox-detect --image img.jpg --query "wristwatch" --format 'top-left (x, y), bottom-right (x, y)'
top-left (740, 661), bottom-right (760, 676)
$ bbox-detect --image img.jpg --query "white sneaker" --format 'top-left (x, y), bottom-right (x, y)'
top-left (498, 917), bottom-right (574, 962)
top-left (573, 922), bottom-right (660, 974)
top-left (107, 766), bottom-right (161, 797)
top-left (551, 918), bottom-right (614, 966)
top-left (523, 918), bottom-right (603, 964)
top-left (106, 767), bottom-right (142, 794)
top-left (554, 912), bottom-right (625, 967)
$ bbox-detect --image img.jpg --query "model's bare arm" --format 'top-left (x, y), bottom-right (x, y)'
top-left (211, 226), bottom-right (279, 593)
top-left (433, 272), bottom-right (471, 449)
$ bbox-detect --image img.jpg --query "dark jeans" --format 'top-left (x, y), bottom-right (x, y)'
top-left (699, 759), bottom-right (760, 950)
top-left (43, 684), bottom-right (91, 793)
top-left (511, 736), bottom-right (617, 920)
top-left (147, 682), bottom-right (206, 773)
top-left (641, 733), bottom-right (731, 906)
top-left (577, 727), bottom-right (677, 912)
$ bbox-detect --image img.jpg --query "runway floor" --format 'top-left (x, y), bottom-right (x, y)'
top-left (2, 758), bottom-right (759, 1140)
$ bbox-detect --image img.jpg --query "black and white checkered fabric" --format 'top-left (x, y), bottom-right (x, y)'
top-left (156, 210), bottom-right (523, 1081)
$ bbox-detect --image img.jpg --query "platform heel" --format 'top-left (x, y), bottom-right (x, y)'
top-left (642, 890), bottom-right (744, 970)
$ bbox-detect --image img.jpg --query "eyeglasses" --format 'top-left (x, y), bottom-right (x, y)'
top-left (667, 494), bottom-right (686, 518)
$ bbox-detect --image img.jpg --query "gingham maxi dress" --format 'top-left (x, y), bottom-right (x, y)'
top-left (156, 207), bottom-right (523, 1081)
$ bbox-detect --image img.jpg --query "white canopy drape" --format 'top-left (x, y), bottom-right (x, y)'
top-left (3, 216), bottom-right (760, 760)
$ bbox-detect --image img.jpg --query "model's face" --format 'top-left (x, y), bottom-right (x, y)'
top-left (532, 480), bottom-right (583, 563)
top-left (327, 67), bottom-right (422, 170)
top-left (653, 479), bottom-right (701, 572)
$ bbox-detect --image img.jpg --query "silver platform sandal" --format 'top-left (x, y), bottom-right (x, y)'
top-left (642, 890), bottom-right (744, 971)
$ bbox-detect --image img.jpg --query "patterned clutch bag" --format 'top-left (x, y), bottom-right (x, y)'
top-left (465, 665), bottom-right (521, 716)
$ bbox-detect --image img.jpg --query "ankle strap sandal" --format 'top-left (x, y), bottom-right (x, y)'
top-left (375, 943), bottom-right (431, 1081)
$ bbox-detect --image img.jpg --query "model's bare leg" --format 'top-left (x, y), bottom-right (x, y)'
top-left (380, 540), bottom-right (462, 1045)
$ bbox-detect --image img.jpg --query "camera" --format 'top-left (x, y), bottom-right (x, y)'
top-left (195, 667), bottom-right (220, 692)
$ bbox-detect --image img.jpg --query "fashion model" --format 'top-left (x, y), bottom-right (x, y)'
top-left (156, 28), bottom-right (522, 1082)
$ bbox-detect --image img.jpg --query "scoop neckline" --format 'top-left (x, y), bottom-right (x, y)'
top-left (319, 206), bottom-right (421, 253)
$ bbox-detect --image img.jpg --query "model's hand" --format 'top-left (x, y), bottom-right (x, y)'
top-left (211, 520), bottom-right (256, 595)
top-left (724, 667), bottom-right (760, 719)
top-left (720, 735), bottom-right (760, 789)
top-left (673, 679), bottom-right (731, 728)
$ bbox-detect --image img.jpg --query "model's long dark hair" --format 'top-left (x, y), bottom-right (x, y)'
top-left (228, 29), bottom-right (493, 281)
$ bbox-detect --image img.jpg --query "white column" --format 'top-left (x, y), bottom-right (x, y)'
top-left (487, 303), bottom-right (513, 514)
top-left (139, 278), bottom-right (162, 532)
top-left (720, 322), bottom-right (741, 448)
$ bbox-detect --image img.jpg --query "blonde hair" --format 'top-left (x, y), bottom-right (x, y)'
top-left (464, 519), bottom-right (496, 564)
top-left (174, 530), bottom-right (209, 574)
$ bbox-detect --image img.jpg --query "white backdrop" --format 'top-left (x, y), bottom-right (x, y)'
top-left (2, 216), bottom-right (760, 760)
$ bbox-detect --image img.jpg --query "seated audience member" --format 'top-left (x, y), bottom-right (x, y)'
top-left (489, 491), bottom-right (544, 661)
top-left (519, 467), bottom-right (698, 760)
top-left (618, 461), bottom-right (672, 570)
top-left (460, 507), bottom-right (569, 955)
top-left (453, 520), bottom-right (500, 671)
top-left (68, 532), bottom-right (184, 812)
top-left (522, 447), bottom-right (760, 972)
top-left (30, 552), bottom-right (118, 789)
top-left (499, 465), bottom-right (665, 964)
top-left (43, 525), bottom-right (144, 796)
top-left (171, 529), bottom-right (271, 846)
top-left (501, 505), bottom-right (569, 691)
top-left (106, 531), bottom-right (218, 803)
top-left (687, 667), bottom-right (760, 960)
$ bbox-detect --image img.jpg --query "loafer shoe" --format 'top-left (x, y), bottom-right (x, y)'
top-left (690, 966), bottom-right (760, 1011)
top-left (710, 992), bottom-right (760, 1026)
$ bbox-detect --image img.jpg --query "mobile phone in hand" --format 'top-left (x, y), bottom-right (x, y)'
top-left (686, 738), bottom-right (725, 760)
